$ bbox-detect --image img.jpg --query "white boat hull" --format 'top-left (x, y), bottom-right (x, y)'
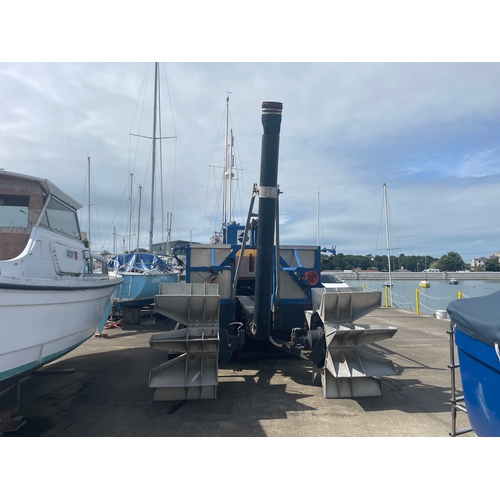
top-left (0, 170), bottom-right (123, 387)
top-left (0, 283), bottom-right (116, 382)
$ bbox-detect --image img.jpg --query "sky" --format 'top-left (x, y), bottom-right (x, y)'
top-left (2, 3), bottom-right (500, 266)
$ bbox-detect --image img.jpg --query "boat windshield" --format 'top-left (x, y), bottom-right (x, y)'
top-left (321, 273), bottom-right (344, 284)
top-left (40, 196), bottom-right (81, 240)
top-left (0, 194), bottom-right (29, 228)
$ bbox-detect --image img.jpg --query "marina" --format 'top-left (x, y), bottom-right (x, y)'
top-left (3, 56), bottom-right (500, 498)
top-left (1, 98), bottom-right (497, 441)
top-left (1, 90), bottom-right (498, 445)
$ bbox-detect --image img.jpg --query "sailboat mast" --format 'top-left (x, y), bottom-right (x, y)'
top-left (317, 191), bottom-right (320, 247)
top-left (128, 173), bottom-right (133, 252)
top-left (228, 128), bottom-right (234, 227)
top-left (149, 62), bottom-right (159, 252)
top-left (221, 95), bottom-right (230, 241)
top-left (166, 211), bottom-right (172, 255)
top-left (383, 183), bottom-right (393, 306)
top-left (87, 156), bottom-right (91, 247)
top-left (137, 185), bottom-right (142, 252)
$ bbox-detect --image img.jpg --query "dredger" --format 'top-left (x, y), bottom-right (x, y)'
top-left (148, 101), bottom-right (399, 400)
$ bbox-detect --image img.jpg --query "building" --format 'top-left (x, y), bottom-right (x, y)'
top-left (470, 256), bottom-right (489, 269)
top-left (470, 252), bottom-right (500, 269)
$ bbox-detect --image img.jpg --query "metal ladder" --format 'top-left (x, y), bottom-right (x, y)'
top-left (447, 325), bottom-right (473, 437)
top-left (115, 276), bottom-right (132, 302)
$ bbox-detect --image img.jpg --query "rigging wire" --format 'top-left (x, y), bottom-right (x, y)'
top-left (227, 104), bottom-right (245, 222)
top-left (79, 157), bottom-right (105, 251)
top-left (374, 188), bottom-right (385, 258)
top-left (158, 68), bottom-right (164, 248)
top-left (203, 97), bottom-right (246, 239)
top-left (160, 62), bottom-right (178, 220)
top-left (128, 64), bottom-right (151, 178)
top-left (99, 174), bottom-right (135, 253)
top-left (114, 62), bottom-right (178, 251)
top-left (90, 63), bottom-right (179, 253)
top-left (208, 166), bottom-right (225, 237)
top-left (375, 184), bottom-right (411, 308)
top-left (204, 101), bottom-right (227, 236)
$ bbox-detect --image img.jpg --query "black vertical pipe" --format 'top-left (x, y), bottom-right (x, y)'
top-left (249, 101), bottom-right (283, 340)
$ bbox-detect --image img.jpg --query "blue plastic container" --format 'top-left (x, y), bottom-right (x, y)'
top-left (448, 291), bottom-right (500, 437)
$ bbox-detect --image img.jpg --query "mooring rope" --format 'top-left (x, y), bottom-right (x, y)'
top-left (361, 283), bottom-right (466, 314)
top-left (419, 291), bottom-right (457, 300)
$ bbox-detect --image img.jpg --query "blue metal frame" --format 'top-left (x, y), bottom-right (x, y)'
top-left (274, 248), bottom-right (322, 304)
top-left (185, 224), bottom-right (322, 309)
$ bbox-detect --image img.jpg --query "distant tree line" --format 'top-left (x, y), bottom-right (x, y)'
top-left (322, 251), bottom-right (476, 272)
top-left (483, 257), bottom-right (500, 272)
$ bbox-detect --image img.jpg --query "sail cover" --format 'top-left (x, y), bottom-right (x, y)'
top-left (108, 253), bottom-right (172, 272)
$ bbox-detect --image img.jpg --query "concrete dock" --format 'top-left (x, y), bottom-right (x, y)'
top-left (0, 307), bottom-right (473, 437)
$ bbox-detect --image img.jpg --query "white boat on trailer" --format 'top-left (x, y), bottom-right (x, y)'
top-left (0, 170), bottom-right (123, 385)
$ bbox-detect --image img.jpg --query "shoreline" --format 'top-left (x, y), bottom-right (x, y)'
top-left (331, 271), bottom-right (500, 281)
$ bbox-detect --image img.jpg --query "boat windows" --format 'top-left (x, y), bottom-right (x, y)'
top-left (0, 194), bottom-right (30, 228)
top-left (41, 196), bottom-right (81, 239)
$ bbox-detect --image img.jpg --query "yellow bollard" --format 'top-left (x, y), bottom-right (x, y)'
top-left (458, 291), bottom-right (462, 299)
top-left (415, 288), bottom-right (420, 315)
top-left (385, 285), bottom-right (389, 308)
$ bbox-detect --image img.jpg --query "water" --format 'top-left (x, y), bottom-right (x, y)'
top-left (343, 279), bottom-right (500, 315)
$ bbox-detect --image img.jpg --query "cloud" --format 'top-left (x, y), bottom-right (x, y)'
top-left (458, 148), bottom-right (500, 178)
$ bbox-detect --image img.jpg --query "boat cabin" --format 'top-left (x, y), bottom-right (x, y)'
top-left (0, 171), bottom-right (82, 261)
